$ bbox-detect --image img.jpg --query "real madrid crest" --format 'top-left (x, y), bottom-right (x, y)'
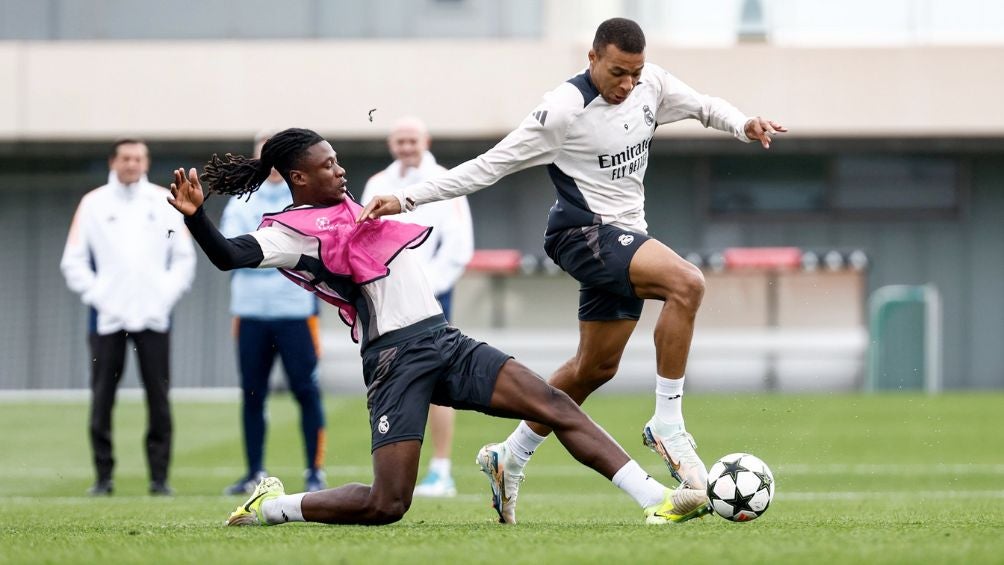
top-left (642, 105), bottom-right (655, 126)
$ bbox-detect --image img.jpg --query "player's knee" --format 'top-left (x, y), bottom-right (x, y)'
top-left (542, 387), bottom-right (585, 426)
top-left (667, 264), bottom-right (705, 313)
top-left (368, 497), bottom-right (410, 524)
top-left (576, 359), bottom-right (619, 389)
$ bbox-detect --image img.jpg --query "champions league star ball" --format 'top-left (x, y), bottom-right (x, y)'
top-left (706, 453), bottom-right (775, 522)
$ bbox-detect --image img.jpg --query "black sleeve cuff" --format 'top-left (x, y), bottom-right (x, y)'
top-left (184, 206), bottom-right (264, 271)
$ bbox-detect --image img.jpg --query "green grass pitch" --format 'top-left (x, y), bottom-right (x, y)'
top-left (1, 392), bottom-right (1002, 564)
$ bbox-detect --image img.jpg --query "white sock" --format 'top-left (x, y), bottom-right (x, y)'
top-left (429, 457), bottom-right (451, 477)
top-left (504, 421), bottom-right (547, 469)
top-left (654, 376), bottom-right (686, 433)
top-left (612, 460), bottom-right (667, 508)
top-left (260, 493), bottom-right (306, 525)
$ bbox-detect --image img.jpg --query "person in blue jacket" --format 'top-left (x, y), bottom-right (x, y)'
top-left (220, 129), bottom-right (327, 495)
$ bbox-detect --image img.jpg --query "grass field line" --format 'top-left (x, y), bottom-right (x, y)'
top-left (3, 462), bottom-right (1003, 480)
top-left (4, 490), bottom-right (1004, 505)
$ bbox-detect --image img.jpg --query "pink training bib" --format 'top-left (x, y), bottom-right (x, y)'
top-left (259, 199), bottom-right (431, 342)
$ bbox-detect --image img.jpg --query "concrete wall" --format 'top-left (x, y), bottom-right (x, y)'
top-left (1, 41), bottom-right (1003, 140)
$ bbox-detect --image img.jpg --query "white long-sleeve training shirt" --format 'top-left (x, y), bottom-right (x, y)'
top-left (60, 174), bottom-right (196, 335)
top-left (394, 63), bottom-right (751, 236)
top-left (362, 151), bottom-right (474, 297)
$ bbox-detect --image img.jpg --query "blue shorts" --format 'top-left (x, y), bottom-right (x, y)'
top-left (544, 225), bottom-right (651, 321)
top-left (360, 316), bottom-right (511, 451)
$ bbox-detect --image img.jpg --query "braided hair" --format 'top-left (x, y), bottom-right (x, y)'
top-left (200, 128), bottom-right (324, 200)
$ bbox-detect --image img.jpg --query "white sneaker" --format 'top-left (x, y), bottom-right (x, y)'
top-left (642, 420), bottom-right (708, 490)
top-left (475, 443), bottom-right (523, 524)
top-left (414, 471), bottom-right (458, 498)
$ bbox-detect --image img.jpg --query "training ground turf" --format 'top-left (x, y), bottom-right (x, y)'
top-left (1, 393), bottom-right (1002, 564)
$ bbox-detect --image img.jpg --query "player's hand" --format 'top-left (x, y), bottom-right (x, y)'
top-left (744, 117), bottom-right (787, 149)
top-left (356, 194), bottom-right (403, 223)
top-left (167, 167), bottom-right (205, 216)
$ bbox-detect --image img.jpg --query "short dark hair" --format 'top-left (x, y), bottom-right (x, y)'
top-left (592, 18), bottom-right (646, 55)
top-left (109, 138), bottom-right (147, 159)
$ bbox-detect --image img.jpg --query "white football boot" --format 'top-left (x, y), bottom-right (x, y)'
top-left (642, 418), bottom-right (709, 490)
top-left (475, 443), bottom-right (524, 524)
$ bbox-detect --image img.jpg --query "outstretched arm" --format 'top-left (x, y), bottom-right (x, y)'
top-left (358, 126), bottom-right (560, 222)
top-left (655, 67), bottom-right (787, 149)
top-left (743, 116), bottom-right (787, 149)
top-left (167, 167), bottom-right (205, 216)
top-left (358, 91), bottom-right (577, 222)
top-left (356, 127), bottom-right (557, 222)
top-left (168, 168), bottom-right (264, 271)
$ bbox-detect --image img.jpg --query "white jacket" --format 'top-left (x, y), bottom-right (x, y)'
top-left (362, 152), bottom-right (474, 297)
top-left (60, 173), bottom-right (196, 335)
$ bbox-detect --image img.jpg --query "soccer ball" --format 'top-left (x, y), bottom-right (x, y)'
top-left (706, 453), bottom-right (775, 522)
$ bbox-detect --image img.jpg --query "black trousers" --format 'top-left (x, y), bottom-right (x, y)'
top-left (89, 330), bottom-right (172, 484)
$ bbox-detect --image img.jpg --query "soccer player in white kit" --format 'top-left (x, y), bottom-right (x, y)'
top-left (359, 18), bottom-right (786, 524)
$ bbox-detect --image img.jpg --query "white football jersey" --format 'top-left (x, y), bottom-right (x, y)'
top-left (396, 63), bottom-right (751, 235)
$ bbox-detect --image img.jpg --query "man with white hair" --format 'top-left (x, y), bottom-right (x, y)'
top-left (362, 117), bottom-right (474, 498)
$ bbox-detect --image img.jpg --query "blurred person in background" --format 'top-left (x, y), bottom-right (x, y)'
top-left (60, 138), bottom-right (196, 496)
top-left (359, 17), bottom-right (786, 523)
top-left (362, 117), bottom-right (474, 498)
top-left (219, 129), bottom-right (328, 495)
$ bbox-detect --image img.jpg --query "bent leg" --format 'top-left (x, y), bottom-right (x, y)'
top-left (629, 239), bottom-right (705, 379)
top-left (479, 359), bottom-right (697, 521)
top-left (548, 319), bottom-right (637, 403)
top-left (301, 440), bottom-right (420, 525)
top-left (487, 360), bottom-right (629, 479)
top-left (630, 240), bottom-right (709, 488)
top-left (526, 319), bottom-right (636, 437)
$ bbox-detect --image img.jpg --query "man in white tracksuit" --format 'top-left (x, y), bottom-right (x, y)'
top-left (61, 139), bottom-right (196, 496)
top-left (362, 117), bottom-right (474, 498)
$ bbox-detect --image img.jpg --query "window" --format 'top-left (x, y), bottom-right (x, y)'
top-left (706, 154), bottom-right (964, 219)
top-left (709, 156), bottom-right (828, 215)
top-left (833, 156), bottom-right (958, 211)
